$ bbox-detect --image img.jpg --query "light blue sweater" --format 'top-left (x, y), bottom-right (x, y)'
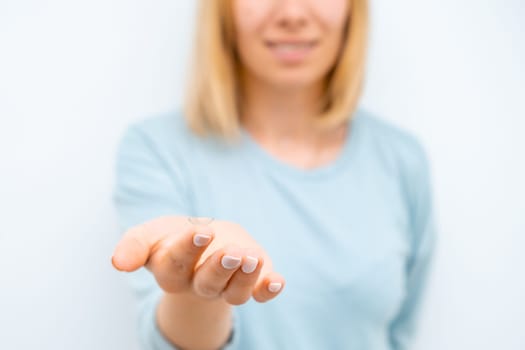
top-left (112, 108), bottom-right (436, 350)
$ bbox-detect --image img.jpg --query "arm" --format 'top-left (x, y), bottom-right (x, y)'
top-left (112, 124), bottom-right (283, 350)
top-left (157, 291), bottom-right (233, 349)
top-left (389, 139), bottom-right (437, 350)
top-left (113, 125), bottom-right (233, 349)
top-left (113, 216), bottom-right (243, 350)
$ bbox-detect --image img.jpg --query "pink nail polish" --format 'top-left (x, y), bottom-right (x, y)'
top-left (268, 282), bottom-right (282, 293)
top-left (193, 234), bottom-right (211, 247)
top-left (241, 256), bottom-right (259, 274)
top-left (221, 255), bottom-right (242, 270)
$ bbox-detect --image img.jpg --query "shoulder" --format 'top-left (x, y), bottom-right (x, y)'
top-left (125, 110), bottom-right (193, 145)
top-left (355, 108), bottom-right (430, 177)
top-left (113, 110), bottom-right (202, 186)
top-left (117, 110), bottom-right (199, 159)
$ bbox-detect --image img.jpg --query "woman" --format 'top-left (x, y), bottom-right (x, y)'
top-left (111, 0), bottom-right (436, 349)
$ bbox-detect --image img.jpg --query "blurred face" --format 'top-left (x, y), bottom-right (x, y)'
top-left (232, 0), bottom-right (349, 90)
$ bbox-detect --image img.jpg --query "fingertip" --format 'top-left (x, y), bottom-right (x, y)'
top-left (253, 273), bottom-right (286, 303)
top-left (111, 242), bottom-right (147, 272)
top-left (267, 282), bottom-right (283, 293)
top-left (240, 255), bottom-right (260, 274)
top-left (111, 252), bottom-right (126, 271)
top-left (111, 251), bottom-right (133, 272)
top-left (111, 255), bottom-right (120, 271)
top-left (184, 223), bottom-right (214, 248)
top-left (192, 231), bottom-right (214, 248)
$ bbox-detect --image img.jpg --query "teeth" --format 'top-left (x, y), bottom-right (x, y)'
top-left (273, 43), bottom-right (310, 52)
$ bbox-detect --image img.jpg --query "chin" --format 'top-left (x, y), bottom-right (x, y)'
top-left (266, 71), bottom-right (323, 92)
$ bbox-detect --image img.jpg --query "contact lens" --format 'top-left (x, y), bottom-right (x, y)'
top-left (188, 216), bottom-right (214, 225)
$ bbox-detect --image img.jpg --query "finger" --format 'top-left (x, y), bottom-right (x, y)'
top-left (222, 254), bottom-right (263, 305)
top-left (153, 224), bottom-right (215, 293)
top-left (111, 215), bottom-right (187, 272)
top-left (252, 272), bottom-right (286, 303)
top-left (192, 246), bottom-right (243, 299)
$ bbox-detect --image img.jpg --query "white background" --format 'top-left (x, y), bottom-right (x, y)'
top-left (0, 1), bottom-right (523, 349)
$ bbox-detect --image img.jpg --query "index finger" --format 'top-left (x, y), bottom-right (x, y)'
top-left (111, 215), bottom-right (188, 272)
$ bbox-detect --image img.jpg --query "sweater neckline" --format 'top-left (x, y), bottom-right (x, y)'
top-left (240, 111), bottom-right (363, 180)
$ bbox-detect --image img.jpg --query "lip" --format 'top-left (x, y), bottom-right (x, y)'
top-left (265, 39), bottom-right (318, 64)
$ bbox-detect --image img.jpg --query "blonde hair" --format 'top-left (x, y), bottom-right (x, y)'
top-left (184, 0), bottom-right (368, 139)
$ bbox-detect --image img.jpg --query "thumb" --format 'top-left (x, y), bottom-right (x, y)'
top-left (112, 227), bottom-right (151, 272)
top-left (111, 216), bottom-right (184, 272)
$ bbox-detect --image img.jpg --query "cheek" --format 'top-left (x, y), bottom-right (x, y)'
top-left (310, 0), bottom-right (348, 63)
top-left (233, 0), bottom-right (276, 73)
top-left (233, 0), bottom-right (273, 33)
top-left (309, 0), bottom-right (349, 29)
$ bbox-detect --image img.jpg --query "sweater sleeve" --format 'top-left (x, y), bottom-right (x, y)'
top-left (112, 122), bottom-right (240, 350)
top-left (389, 137), bottom-right (437, 350)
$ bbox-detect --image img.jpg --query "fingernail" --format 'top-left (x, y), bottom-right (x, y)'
top-left (193, 234), bottom-right (212, 247)
top-left (221, 255), bottom-right (242, 270)
top-left (268, 282), bottom-right (282, 293)
top-left (241, 256), bottom-right (259, 274)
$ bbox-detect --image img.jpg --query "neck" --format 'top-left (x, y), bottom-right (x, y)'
top-left (239, 74), bottom-right (349, 169)
top-left (240, 75), bottom-right (326, 143)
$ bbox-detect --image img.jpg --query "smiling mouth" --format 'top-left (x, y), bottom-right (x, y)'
top-left (264, 40), bottom-right (318, 63)
top-left (265, 41), bottom-right (318, 52)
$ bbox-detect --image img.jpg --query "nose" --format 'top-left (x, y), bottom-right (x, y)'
top-left (274, 0), bottom-right (309, 30)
